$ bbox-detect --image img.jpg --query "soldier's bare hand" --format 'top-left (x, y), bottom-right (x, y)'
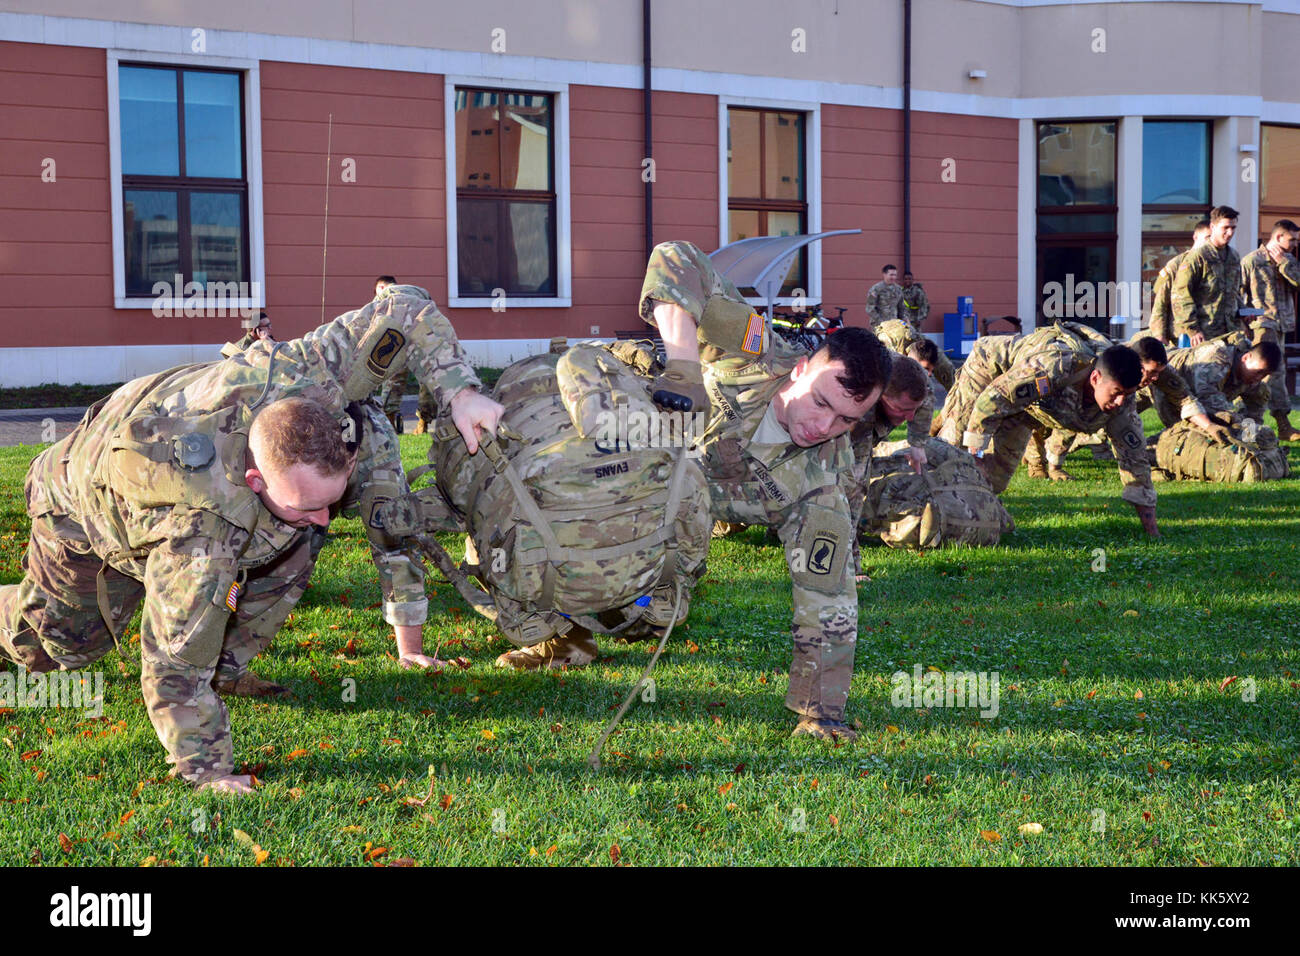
top-left (449, 388), bottom-right (505, 454)
top-left (197, 774), bottom-right (255, 795)
top-left (1189, 332), bottom-right (1206, 347)
top-left (1134, 504), bottom-right (1160, 538)
top-left (903, 446), bottom-right (927, 474)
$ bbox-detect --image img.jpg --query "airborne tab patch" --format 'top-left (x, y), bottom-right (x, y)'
top-left (741, 313), bottom-right (765, 355)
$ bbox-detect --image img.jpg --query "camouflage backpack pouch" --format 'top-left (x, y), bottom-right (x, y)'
top-left (863, 439), bottom-right (1014, 549)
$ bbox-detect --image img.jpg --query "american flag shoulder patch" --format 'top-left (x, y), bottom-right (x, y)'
top-left (225, 581), bottom-right (241, 613)
top-left (741, 312), bottom-right (765, 355)
top-left (1035, 375), bottom-right (1051, 396)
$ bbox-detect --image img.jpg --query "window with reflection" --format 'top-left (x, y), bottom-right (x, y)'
top-left (1261, 124), bottom-right (1300, 243)
top-left (1036, 121), bottom-right (1117, 331)
top-left (727, 108), bottom-right (806, 295)
top-left (119, 64), bottom-right (247, 296)
top-left (455, 88), bottom-right (556, 296)
top-left (1140, 121), bottom-right (1211, 304)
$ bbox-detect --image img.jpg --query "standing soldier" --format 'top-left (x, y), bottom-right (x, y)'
top-left (939, 321), bottom-right (1159, 536)
top-left (1239, 220), bottom-right (1300, 440)
top-left (1148, 221), bottom-right (1210, 344)
top-left (865, 264), bottom-right (904, 330)
top-left (873, 317), bottom-right (955, 390)
top-left (640, 241), bottom-right (893, 741)
top-left (1172, 205), bottom-right (1242, 344)
top-left (0, 288), bottom-right (503, 794)
top-left (898, 270), bottom-right (930, 331)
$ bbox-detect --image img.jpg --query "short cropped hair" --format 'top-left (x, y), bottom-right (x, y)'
top-left (1210, 205), bottom-right (1239, 224)
top-left (375, 274), bottom-right (397, 286)
top-left (1249, 340), bottom-right (1283, 373)
top-left (885, 354), bottom-right (928, 401)
top-left (907, 337), bottom-right (940, 366)
top-left (1096, 345), bottom-right (1142, 390)
top-left (882, 264), bottom-right (897, 274)
top-left (1193, 220), bottom-right (1211, 239)
top-left (903, 270), bottom-right (914, 279)
top-left (1132, 336), bottom-right (1168, 366)
top-left (1272, 221), bottom-right (1294, 241)
top-left (817, 327), bottom-right (893, 403)
top-left (1278, 219), bottom-right (1300, 233)
top-left (250, 397), bottom-right (353, 477)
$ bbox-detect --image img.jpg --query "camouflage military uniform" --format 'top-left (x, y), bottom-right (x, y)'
top-left (866, 280), bottom-right (904, 327)
top-left (1148, 250), bottom-right (1189, 344)
top-left (642, 242), bottom-right (861, 724)
top-left (1161, 336), bottom-right (1270, 426)
top-left (1172, 242), bottom-right (1242, 341)
top-left (874, 318), bottom-right (954, 390)
top-left (938, 322), bottom-right (1155, 506)
top-left (1239, 245), bottom-right (1300, 413)
top-left (898, 283), bottom-right (929, 331)
top-left (0, 287), bottom-right (480, 783)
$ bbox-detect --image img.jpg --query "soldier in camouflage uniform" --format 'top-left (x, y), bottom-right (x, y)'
top-left (0, 287), bottom-right (503, 793)
top-left (1239, 220), bottom-right (1300, 440)
top-left (219, 312), bottom-right (275, 359)
top-left (1147, 222), bottom-right (1209, 344)
top-left (873, 317), bottom-right (955, 391)
top-left (640, 240), bottom-right (893, 742)
top-left (1172, 206), bottom-right (1242, 344)
top-left (938, 321), bottom-right (1160, 535)
top-left (865, 264), bottom-right (904, 329)
top-left (1023, 333), bottom-right (1224, 478)
top-left (898, 271), bottom-right (929, 331)
top-left (1155, 335), bottom-right (1280, 430)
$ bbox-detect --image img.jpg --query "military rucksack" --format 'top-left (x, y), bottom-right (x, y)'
top-left (861, 438), bottom-right (1014, 549)
top-left (429, 344), bottom-right (711, 647)
top-left (1153, 420), bottom-right (1291, 482)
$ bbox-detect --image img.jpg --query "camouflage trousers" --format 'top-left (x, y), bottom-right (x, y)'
top-left (416, 383), bottom-right (436, 425)
top-left (1249, 323), bottom-right (1291, 412)
top-left (939, 360), bottom-right (1036, 493)
top-left (0, 510), bottom-right (322, 687)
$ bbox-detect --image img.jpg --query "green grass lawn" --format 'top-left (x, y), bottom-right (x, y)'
top-left (1, 418), bottom-right (1297, 866)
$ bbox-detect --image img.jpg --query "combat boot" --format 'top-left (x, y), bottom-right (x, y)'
top-left (413, 412), bottom-right (429, 435)
top-left (494, 629), bottom-right (599, 670)
top-left (792, 716), bottom-right (858, 742)
top-left (1047, 463), bottom-right (1075, 481)
top-left (213, 671), bottom-right (291, 698)
top-left (1024, 459), bottom-right (1048, 479)
top-left (1272, 410), bottom-right (1300, 442)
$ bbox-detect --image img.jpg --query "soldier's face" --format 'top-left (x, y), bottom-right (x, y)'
top-left (248, 461), bottom-right (351, 528)
top-left (1239, 356), bottom-right (1269, 386)
top-left (902, 275), bottom-right (913, 288)
top-left (255, 323), bottom-right (273, 340)
top-left (884, 269), bottom-right (898, 285)
top-left (777, 355), bottom-right (882, 447)
top-left (1210, 218), bottom-right (1236, 248)
top-left (1089, 370), bottom-right (1132, 413)
top-left (1139, 360), bottom-right (1164, 389)
top-left (879, 389), bottom-right (924, 425)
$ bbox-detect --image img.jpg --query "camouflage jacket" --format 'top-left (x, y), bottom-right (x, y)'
top-left (1147, 250), bottom-right (1188, 344)
top-left (898, 284), bottom-right (929, 328)
top-left (1172, 242), bottom-right (1242, 340)
top-left (26, 288), bottom-right (479, 781)
top-left (866, 281), bottom-right (904, 326)
top-left (1166, 337), bottom-right (1269, 422)
top-left (1128, 330), bottom-right (1205, 420)
top-left (1239, 245), bottom-right (1300, 335)
top-left (961, 323), bottom-right (1155, 507)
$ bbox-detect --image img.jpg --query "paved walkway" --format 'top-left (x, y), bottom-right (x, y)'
top-left (0, 396), bottom-right (422, 449)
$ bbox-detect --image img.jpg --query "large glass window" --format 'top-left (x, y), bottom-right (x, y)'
top-left (1261, 124), bottom-right (1300, 242)
top-left (119, 64), bottom-right (248, 296)
top-left (1036, 121), bottom-right (1117, 331)
top-left (454, 88), bottom-right (556, 296)
top-left (1140, 121), bottom-right (1211, 313)
top-left (727, 107), bottom-right (807, 295)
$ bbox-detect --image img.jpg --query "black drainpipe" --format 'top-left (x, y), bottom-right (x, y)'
top-left (902, 0), bottom-right (912, 273)
top-left (643, 0), bottom-right (654, 262)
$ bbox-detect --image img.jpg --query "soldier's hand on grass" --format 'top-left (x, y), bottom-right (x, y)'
top-left (1134, 504), bottom-right (1160, 538)
top-left (903, 446), bottom-right (927, 474)
top-left (651, 358), bottom-right (709, 413)
top-left (197, 774), bottom-right (255, 795)
top-left (449, 388), bottom-right (505, 454)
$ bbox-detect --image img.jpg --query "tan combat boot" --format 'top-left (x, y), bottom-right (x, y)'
top-left (792, 716), bottom-right (859, 742)
top-left (213, 671), bottom-right (291, 697)
top-left (1024, 459), bottom-right (1048, 479)
top-left (1272, 410), bottom-right (1300, 442)
top-left (1047, 463), bottom-right (1075, 481)
top-left (413, 413), bottom-right (429, 435)
top-left (494, 629), bottom-right (599, 670)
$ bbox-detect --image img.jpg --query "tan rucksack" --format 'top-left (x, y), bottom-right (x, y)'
top-left (861, 439), bottom-right (1014, 549)
top-left (1154, 421), bottom-right (1291, 482)
top-left (429, 344), bottom-right (711, 647)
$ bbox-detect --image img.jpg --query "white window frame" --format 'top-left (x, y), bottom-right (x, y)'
top-left (445, 75), bottom-right (572, 308)
top-left (107, 49), bottom-right (265, 314)
top-left (718, 96), bottom-right (822, 308)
